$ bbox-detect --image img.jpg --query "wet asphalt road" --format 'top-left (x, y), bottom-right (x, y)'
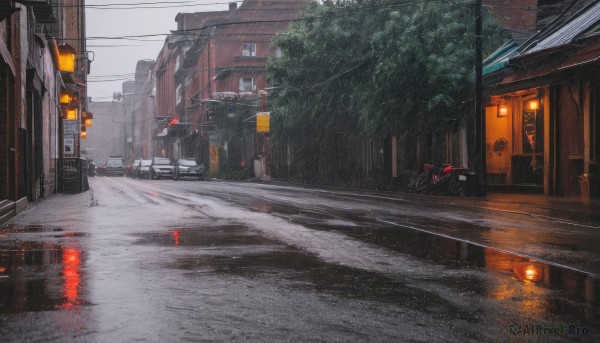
top-left (0, 177), bottom-right (599, 342)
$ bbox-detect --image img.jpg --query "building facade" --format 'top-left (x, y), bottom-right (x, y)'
top-left (484, 0), bottom-right (600, 196)
top-left (149, 0), bottom-right (309, 173)
top-left (0, 0), bottom-right (88, 223)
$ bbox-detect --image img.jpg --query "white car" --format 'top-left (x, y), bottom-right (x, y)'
top-left (148, 157), bottom-right (174, 180)
top-left (173, 159), bottom-right (205, 180)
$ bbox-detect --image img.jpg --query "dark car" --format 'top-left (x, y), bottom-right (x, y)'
top-left (173, 158), bottom-right (205, 180)
top-left (148, 157), bottom-right (174, 180)
top-left (104, 157), bottom-right (125, 176)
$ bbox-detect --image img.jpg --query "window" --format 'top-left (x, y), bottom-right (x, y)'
top-left (275, 48), bottom-right (282, 58)
top-left (239, 78), bottom-right (255, 92)
top-left (175, 55), bottom-right (180, 71)
top-left (242, 43), bottom-right (256, 57)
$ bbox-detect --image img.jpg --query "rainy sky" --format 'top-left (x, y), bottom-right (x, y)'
top-left (86, 0), bottom-right (240, 101)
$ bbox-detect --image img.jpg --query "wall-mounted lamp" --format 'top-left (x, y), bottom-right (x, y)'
top-left (80, 125), bottom-right (87, 139)
top-left (63, 107), bottom-right (78, 120)
top-left (498, 104), bottom-right (508, 117)
top-left (527, 99), bottom-right (540, 111)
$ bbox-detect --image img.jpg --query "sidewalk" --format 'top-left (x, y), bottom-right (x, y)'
top-left (256, 178), bottom-right (600, 227)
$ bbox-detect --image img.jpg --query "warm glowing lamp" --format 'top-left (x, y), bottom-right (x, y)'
top-left (60, 91), bottom-right (73, 105)
top-left (528, 99), bottom-right (539, 111)
top-left (63, 107), bottom-right (78, 120)
top-left (57, 44), bottom-right (78, 73)
top-left (80, 125), bottom-right (87, 139)
top-left (82, 112), bottom-right (93, 127)
top-left (498, 105), bottom-right (508, 117)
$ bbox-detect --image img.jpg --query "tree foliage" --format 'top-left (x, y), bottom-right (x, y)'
top-left (267, 0), bottom-right (506, 139)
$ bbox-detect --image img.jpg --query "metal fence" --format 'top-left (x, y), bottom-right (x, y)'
top-left (56, 158), bottom-right (89, 194)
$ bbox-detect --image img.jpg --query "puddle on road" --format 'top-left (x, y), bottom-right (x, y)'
top-left (153, 221), bottom-right (600, 325)
top-left (133, 225), bottom-right (281, 247)
top-left (0, 240), bottom-right (86, 313)
top-left (0, 224), bottom-right (86, 238)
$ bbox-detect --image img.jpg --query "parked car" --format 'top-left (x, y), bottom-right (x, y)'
top-left (104, 156), bottom-right (125, 176)
top-left (127, 159), bottom-right (141, 178)
top-left (173, 158), bottom-right (205, 180)
top-left (148, 157), bottom-right (174, 179)
top-left (137, 159), bottom-right (152, 178)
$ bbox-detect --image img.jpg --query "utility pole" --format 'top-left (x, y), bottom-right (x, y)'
top-left (259, 90), bottom-right (271, 179)
top-left (475, 0), bottom-right (487, 195)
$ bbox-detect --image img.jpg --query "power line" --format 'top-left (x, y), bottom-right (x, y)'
top-left (84, 0), bottom-right (427, 41)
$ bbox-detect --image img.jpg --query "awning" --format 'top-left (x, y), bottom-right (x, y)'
top-left (557, 44), bottom-right (600, 71)
top-left (494, 43), bottom-right (600, 89)
top-left (483, 40), bottom-right (519, 76)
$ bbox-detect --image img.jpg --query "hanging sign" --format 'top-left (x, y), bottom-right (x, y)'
top-left (256, 112), bottom-right (270, 133)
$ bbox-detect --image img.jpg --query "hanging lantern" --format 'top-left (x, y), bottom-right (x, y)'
top-left (57, 44), bottom-right (78, 73)
top-left (60, 90), bottom-right (74, 105)
top-left (82, 111), bottom-right (93, 127)
top-left (63, 107), bottom-right (78, 120)
top-left (80, 125), bottom-right (87, 139)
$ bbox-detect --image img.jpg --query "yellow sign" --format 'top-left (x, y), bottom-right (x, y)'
top-left (256, 112), bottom-right (270, 133)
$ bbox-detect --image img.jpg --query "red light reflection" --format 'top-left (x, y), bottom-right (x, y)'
top-left (172, 230), bottom-right (180, 246)
top-left (62, 248), bottom-right (81, 308)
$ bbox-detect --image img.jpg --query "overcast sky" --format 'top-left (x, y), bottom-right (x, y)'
top-left (86, 1), bottom-right (240, 101)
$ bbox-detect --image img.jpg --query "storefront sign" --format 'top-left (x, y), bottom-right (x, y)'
top-left (64, 136), bottom-right (75, 155)
top-left (63, 120), bottom-right (79, 135)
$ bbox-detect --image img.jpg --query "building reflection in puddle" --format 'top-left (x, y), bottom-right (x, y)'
top-left (0, 241), bottom-right (84, 312)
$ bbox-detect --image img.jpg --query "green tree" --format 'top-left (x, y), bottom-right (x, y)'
top-left (267, 0), bottom-right (506, 183)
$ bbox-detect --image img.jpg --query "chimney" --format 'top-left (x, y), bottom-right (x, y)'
top-left (229, 2), bottom-right (237, 11)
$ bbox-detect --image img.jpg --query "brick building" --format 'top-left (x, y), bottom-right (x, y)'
top-left (0, 0), bottom-right (88, 223)
top-left (150, 0), bottom-right (310, 173)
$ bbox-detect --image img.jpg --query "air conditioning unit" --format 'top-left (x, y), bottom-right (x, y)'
top-left (251, 85), bottom-right (257, 91)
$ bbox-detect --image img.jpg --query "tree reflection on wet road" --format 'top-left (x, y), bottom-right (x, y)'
top-left (0, 177), bottom-right (598, 342)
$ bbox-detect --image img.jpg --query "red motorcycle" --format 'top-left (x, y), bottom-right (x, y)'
top-left (415, 162), bottom-right (467, 195)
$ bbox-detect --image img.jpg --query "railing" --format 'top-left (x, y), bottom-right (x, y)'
top-left (56, 158), bottom-right (89, 194)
